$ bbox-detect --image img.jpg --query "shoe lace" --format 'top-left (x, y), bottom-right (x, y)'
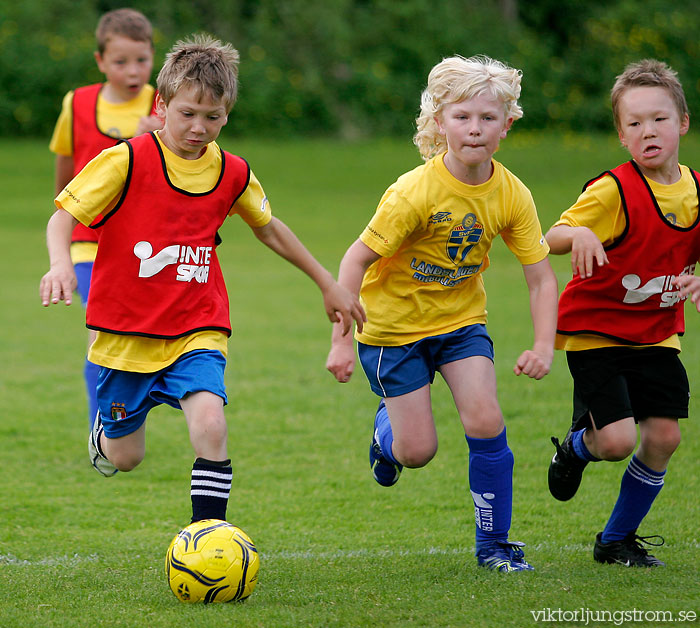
top-left (631, 534), bottom-right (665, 555)
top-left (551, 435), bottom-right (587, 469)
top-left (551, 436), bottom-right (565, 457)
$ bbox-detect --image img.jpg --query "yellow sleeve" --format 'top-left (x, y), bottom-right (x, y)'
top-left (55, 143), bottom-right (130, 225)
top-left (553, 175), bottom-right (626, 246)
top-left (359, 186), bottom-right (421, 257)
top-left (499, 182), bottom-right (549, 265)
top-left (231, 169), bottom-right (272, 228)
top-left (49, 91), bottom-right (74, 156)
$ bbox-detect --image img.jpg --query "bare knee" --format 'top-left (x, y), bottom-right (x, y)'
top-left (595, 437), bottom-right (636, 461)
top-left (591, 430), bottom-right (637, 461)
top-left (397, 442), bottom-right (437, 468)
top-left (640, 420), bottom-right (681, 463)
top-left (106, 445), bottom-right (144, 471)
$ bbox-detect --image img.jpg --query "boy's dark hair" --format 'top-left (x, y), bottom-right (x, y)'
top-left (611, 59), bottom-right (688, 131)
top-left (96, 8), bottom-right (153, 54)
top-left (157, 34), bottom-right (240, 113)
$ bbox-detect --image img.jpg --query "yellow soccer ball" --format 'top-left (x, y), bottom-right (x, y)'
top-left (165, 519), bottom-right (259, 603)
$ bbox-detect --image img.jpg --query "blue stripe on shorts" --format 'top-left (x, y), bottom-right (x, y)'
top-left (357, 324), bottom-right (494, 398)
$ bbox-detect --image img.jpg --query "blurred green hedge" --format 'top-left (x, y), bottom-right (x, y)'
top-left (2, 0), bottom-right (700, 138)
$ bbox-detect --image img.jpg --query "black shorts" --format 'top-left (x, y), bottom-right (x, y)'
top-left (566, 346), bottom-right (690, 431)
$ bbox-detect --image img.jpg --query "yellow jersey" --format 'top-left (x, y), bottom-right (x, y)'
top-left (50, 85), bottom-right (157, 265)
top-left (357, 153), bottom-right (549, 346)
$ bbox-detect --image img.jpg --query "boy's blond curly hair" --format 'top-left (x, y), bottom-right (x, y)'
top-left (157, 34), bottom-right (240, 113)
top-left (413, 55), bottom-right (523, 160)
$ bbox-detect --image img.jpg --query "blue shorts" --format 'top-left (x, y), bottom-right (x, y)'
top-left (357, 324), bottom-right (494, 397)
top-left (74, 261), bottom-right (93, 307)
top-left (96, 349), bottom-right (227, 438)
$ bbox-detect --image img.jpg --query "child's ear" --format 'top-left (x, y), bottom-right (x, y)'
top-left (94, 51), bottom-right (105, 74)
top-left (155, 94), bottom-right (167, 120)
top-left (680, 112), bottom-right (690, 137)
top-left (435, 115), bottom-right (446, 135)
top-left (500, 117), bottom-right (514, 138)
top-left (618, 128), bottom-right (628, 148)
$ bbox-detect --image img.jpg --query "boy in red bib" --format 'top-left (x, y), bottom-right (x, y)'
top-left (49, 8), bottom-right (162, 429)
top-left (546, 59), bottom-right (700, 567)
top-left (40, 35), bottom-right (365, 526)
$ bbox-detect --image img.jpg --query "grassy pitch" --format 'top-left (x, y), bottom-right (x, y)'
top-left (1, 134), bottom-right (698, 627)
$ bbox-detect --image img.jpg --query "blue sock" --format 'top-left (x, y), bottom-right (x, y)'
top-left (571, 429), bottom-right (600, 462)
top-left (466, 428), bottom-right (513, 548)
top-left (84, 358), bottom-right (100, 430)
top-left (601, 455), bottom-right (665, 543)
top-left (374, 399), bottom-right (399, 465)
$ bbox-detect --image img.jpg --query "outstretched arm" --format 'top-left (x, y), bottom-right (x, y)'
top-left (546, 224), bottom-right (608, 278)
top-left (513, 257), bottom-right (558, 380)
top-left (326, 239), bottom-right (381, 383)
top-left (40, 209), bottom-right (79, 306)
top-left (252, 217), bottom-right (366, 335)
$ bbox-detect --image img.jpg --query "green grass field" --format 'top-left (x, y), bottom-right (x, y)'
top-left (1, 133), bottom-right (699, 628)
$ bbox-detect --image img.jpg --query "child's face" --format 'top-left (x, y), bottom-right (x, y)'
top-left (436, 94), bottom-right (513, 180)
top-left (95, 35), bottom-right (153, 102)
top-left (617, 86), bottom-right (689, 177)
top-left (156, 86), bottom-right (229, 160)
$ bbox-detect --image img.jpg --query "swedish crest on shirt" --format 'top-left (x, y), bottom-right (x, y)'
top-left (410, 212), bottom-right (484, 287)
top-left (447, 213), bottom-right (483, 263)
top-left (111, 402), bottom-right (127, 422)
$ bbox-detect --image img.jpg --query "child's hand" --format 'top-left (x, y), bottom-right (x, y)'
top-left (322, 282), bottom-right (366, 335)
top-left (675, 274), bottom-right (700, 313)
top-left (136, 114), bottom-right (164, 136)
top-left (513, 348), bottom-right (552, 380)
top-left (326, 332), bottom-right (356, 383)
top-left (570, 227), bottom-right (608, 278)
top-left (40, 263), bottom-right (77, 306)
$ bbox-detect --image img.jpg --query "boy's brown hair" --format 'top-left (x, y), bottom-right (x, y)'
top-left (96, 8), bottom-right (153, 54)
top-left (611, 59), bottom-right (688, 131)
top-left (157, 34), bottom-right (240, 113)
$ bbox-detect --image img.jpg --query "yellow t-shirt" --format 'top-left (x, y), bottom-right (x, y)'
top-left (50, 85), bottom-right (157, 265)
top-left (553, 164), bottom-right (700, 351)
top-left (49, 85), bottom-right (157, 155)
top-left (55, 131), bottom-right (272, 372)
top-left (356, 153), bottom-right (549, 346)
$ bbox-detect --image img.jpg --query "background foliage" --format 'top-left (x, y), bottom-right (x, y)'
top-left (2, 0), bottom-right (700, 139)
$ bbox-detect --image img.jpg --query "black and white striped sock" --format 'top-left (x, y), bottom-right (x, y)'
top-left (190, 458), bottom-right (232, 523)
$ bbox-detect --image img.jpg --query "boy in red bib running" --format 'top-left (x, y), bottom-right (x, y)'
top-left (40, 34), bottom-right (365, 526)
top-left (49, 8), bottom-right (162, 429)
top-left (546, 59), bottom-right (700, 567)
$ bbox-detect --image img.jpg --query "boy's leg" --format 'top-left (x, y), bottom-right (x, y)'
top-left (370, 398), bottom-right (403, 486)
top-left (594, 417), bottom-right (679, 567)
top-left (383, 386), bottom-right (437, 467)
top-left (89, 366), bottom-right (156, 476)
top-left (549, 418), bottom-right (636, 501)
top-left (176, 360), bottom-right (231, 523)
top-left (441, 356), bottom-right (532, 572)
top-left (549, 349), bottom-right (638, 501)
top-left (357, 341), bottom-right (437, 487)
